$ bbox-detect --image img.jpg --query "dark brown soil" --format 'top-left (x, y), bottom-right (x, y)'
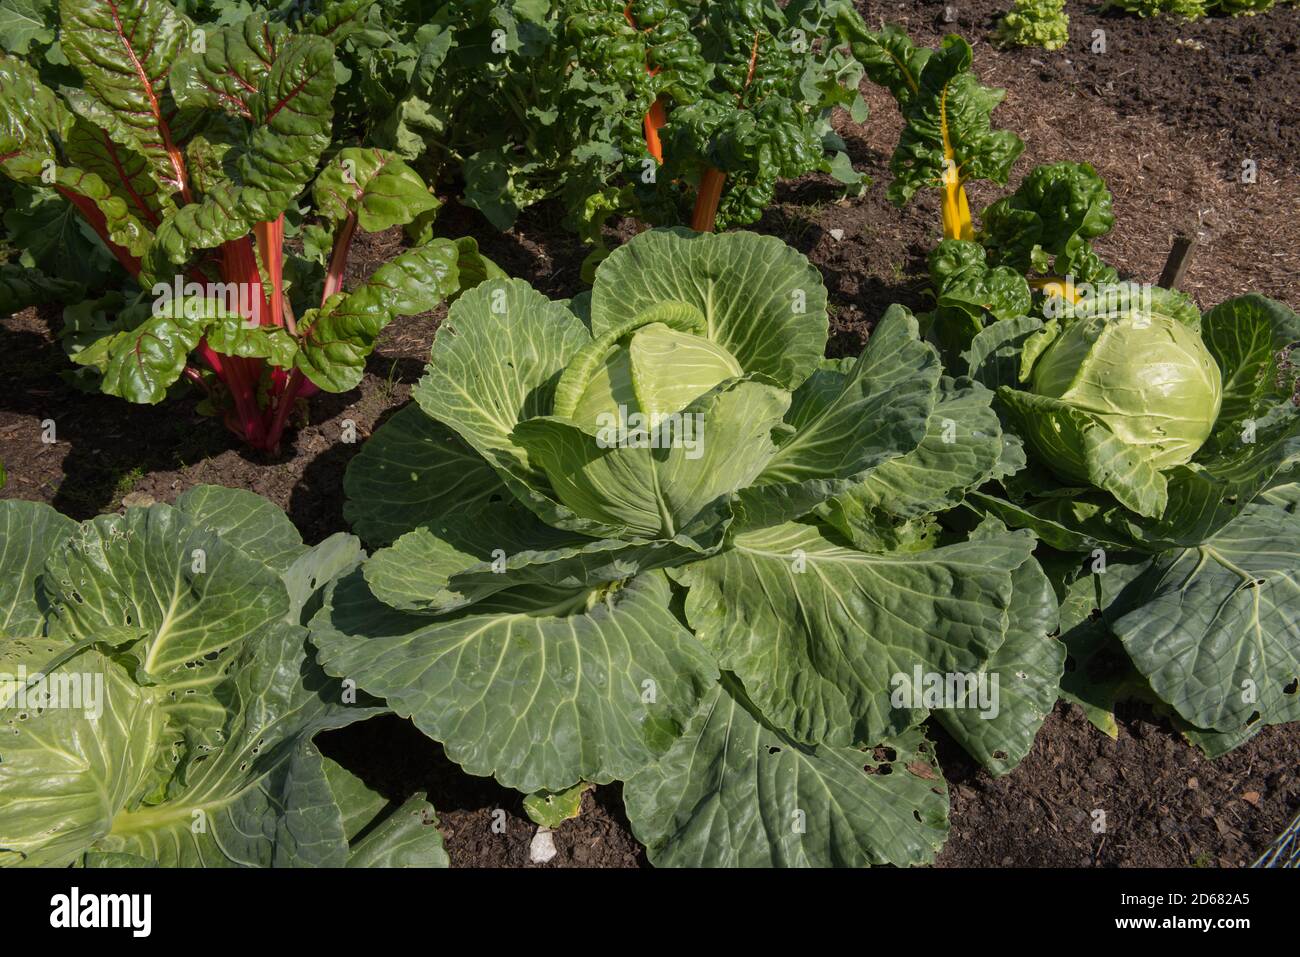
top-left (3, 4), bottom-right (1298, 867)
top-left (933, 704), bottom-right (1298, 867)
top-left (862, 0), bottom-right (1300, 176)
top-left (319, 715), bottom-right (647, 868)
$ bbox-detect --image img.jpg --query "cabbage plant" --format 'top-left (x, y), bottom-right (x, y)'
top-left (960, 292), bottom-right (1300, 757)
top-left (315, 228), bottom-right (1066, 867)
top-left (1005, 294), bottom-right (1223, 515)
top-left (0, 488), bottom-right (447, 867)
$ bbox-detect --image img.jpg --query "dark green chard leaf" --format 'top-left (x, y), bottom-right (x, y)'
top-left (296, 239), bottom-right (463, 392)
top-left (874, 32), bottom-right (1024, 235)
top-left (837, 18), bottom-right (932, 108)
top-left (312, 146), bottom-right (440, 234)
top-left (58, 0), bottom-right (192, 197)
top-left (150, 16), bottom-right (337, 273)
top-left (4, 184), bottom-right (118, 290)
top-left (0, 0), bottom-right (57, 55)
top-left (300, 0), bottom-right (380, 44)
top-left (0, 260), bottom-right (83, 316)
top-left (85, 296), bottom-right (238, 403)
top-left (979, 162), bottom-right (1118, 283)
top-left (64, 112), bottom-right (175, 225)
top-left (924, 239), bottom-right (1032, 360)
top-left (0, 53), bottom-right (153, 260)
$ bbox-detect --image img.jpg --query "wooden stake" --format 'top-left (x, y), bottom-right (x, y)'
top-left (1158, 234), bottom-right (1197, 290)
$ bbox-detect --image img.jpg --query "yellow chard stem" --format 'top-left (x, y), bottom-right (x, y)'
top-left (1029, 276), bottom-right (1081, 302)
top-left (940, 161), bottom-right (973, 241)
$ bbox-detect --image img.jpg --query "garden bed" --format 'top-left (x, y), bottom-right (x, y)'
top-left (2, 1), bottom-right (1297, 867)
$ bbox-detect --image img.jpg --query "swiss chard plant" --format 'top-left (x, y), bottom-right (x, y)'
top-left (836, 15), bottom-right (1023, 241)
top-left (958, 289), bottom-right (1300, 755)
top-left (313, 228), bottom-right (1066, 866)
top-left (0, 0), bottom-right (497, 452)
top-left (0, 487), bottom-right (447, 867)
top-left (919, 161), bottom-right (1119, 362)
top-left (346, 0), bottom-right (866, 267)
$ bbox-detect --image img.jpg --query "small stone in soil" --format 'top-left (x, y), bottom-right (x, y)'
top-left (529, 827), bottom-right (557, 864)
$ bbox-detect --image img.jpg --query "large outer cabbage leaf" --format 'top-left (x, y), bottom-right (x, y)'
top-left (933, 525), bottom-right (1064, 775)
top-left (678, 521), bottom-right (1036, 746)
top-left (1111, 502), bottom-right (1300, 734)
top-left (737, 306), bottom-right (940, 527)
top-left (0, 500), bottom-right (76, 636)
top-left (310, 568), bottom-right (719, 793)
top-left (624, 676), bottom-right (949, 868)
top-left (588, 229), bottom-right (828, 391)
top-left (343, 404), bottom-right (509, 547)
top-left (0, 639), bottom-right (162, 867)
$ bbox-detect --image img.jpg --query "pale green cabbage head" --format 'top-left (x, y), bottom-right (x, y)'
top-left (559, 318), bottom-right (744, 429)
top-left (1022, 309), bottom-right (1222, 484)
top-left (530, 304), bottom-right (785, 539)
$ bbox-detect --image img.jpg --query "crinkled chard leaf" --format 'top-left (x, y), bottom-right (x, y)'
top-left (150, 16), bottom-right (336, 272)
top-left (59, 0), bottom-right (191, 196)
top-left (296, 239), bottom-right (465, 392)
top-left (313, 146), bottom-right (440, 233)
top-left (0, 54), bottom-right (153, 257)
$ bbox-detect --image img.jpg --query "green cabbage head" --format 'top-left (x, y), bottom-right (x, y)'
top-left (403, 227), bottom-right (957, 548)
top-left (999, 289), bottom-right (1223, 517)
